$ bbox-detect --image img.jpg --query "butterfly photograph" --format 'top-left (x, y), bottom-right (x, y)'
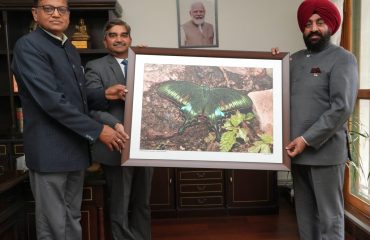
top-left (141, 64), bottom-right (273, 153)
top-left (122, 47), bottom-right (290, 170)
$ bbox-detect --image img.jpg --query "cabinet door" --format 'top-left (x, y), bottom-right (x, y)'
top-left (150, 167), bottom-right (175, 216)
top-left (225, 169), bottom-right (278, 214)
top-left (81, 205), bottom-right (100, 240)
top-left (81, 183), bottom-right (106, 240)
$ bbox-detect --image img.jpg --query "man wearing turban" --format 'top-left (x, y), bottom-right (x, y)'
top-left (276, 0), bottom-right (358, 239)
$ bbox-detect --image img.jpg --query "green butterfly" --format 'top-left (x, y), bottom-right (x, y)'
top-left (157, 80), bottom-right (253, 140)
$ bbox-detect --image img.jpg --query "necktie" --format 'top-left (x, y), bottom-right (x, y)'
top-left (121, 59), bottom-right (128, 84)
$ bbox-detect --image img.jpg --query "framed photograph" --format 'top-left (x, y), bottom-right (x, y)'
top-left (122, 47), bottom-right (290, 171)
top-left (177, 0), bottom-right (219, 48)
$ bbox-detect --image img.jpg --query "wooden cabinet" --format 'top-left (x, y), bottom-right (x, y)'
top-left (226, 170), bottom-right (278, 214)
top-left (150, 168), bottom-right (176, 217)
top-left (175, 168), bottom-right (278, 216)
top-left (0, 173), bottom-right (27, 240)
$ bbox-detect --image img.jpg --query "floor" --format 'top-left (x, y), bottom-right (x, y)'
top-left (151, 196), bottom-right (356, 240)
top-left (151, 197), bottom-right (299, 240)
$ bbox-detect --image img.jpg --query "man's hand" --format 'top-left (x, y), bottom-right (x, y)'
top-left (285, 136), bottom-right (307, 158)
top-left (105, 84), bottom-right (128, 100)
top-left (114, 123), bottom-right (130, 141)
top-left (271, 47), bottom-right (280, 55)
top-left (99, 125), bottom-right (129, 152)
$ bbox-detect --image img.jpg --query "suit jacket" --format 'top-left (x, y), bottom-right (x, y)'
top-left (85, 55), bottom-right (125, 166)
top-left (290, 43), bottom-right (358, 166)
top-left (11, 27), bottom-right (103, 172)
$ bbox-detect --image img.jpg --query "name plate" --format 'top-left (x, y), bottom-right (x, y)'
top-left (71, 40), bottom-right (89, 49)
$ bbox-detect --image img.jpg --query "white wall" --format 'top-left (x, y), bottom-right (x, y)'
top-left (118, 0), bottom-right (305, 53)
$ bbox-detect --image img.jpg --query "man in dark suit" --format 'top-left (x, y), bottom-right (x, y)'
top-left (85, 19), bottom-right (153, 240)
top-left (275, 1), bottom-right (358, 239)
top-left (11, 1), bottom-right (128, 239)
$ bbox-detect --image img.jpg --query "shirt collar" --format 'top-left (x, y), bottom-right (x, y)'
top-left (40, 27), bottom-right (68, 45)
top-left (115, 57), bottom-right (127, 63)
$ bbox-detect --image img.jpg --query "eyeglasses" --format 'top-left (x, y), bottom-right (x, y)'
top-left (37, 5), bottom-right (70, 15)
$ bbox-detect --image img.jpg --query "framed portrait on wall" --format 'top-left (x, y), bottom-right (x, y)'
top-left (177, 0), bottom-right (219, 48)
top-left (121, 47), bottom-right (291, 171)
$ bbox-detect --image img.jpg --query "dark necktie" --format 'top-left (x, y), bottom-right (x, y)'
top-left (121, 59), bottom-right (128, 84)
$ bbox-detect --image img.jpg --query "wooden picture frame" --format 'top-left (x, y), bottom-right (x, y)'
top-left (122, 47), bottom-right (290, 171)
top-left (177, 0), bottom-right (219, 48)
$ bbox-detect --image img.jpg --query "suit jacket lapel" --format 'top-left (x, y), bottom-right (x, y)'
top-left (107, 55), bottom-right (126, 85)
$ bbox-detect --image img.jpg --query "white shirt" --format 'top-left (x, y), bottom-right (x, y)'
top-left (115, 57), bottom-right (128, 77)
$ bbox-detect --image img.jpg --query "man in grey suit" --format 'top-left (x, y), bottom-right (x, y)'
top-left (11, 0), bottom-right (128, 239)
top-left (85, 19), bottom-right (153, 240)
top-left (276, 0), bottom-right (358, 239)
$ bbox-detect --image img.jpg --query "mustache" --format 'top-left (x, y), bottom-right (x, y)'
top-left (112, 42), bottom-right (127, 47)
top-left (307, 32), bottom-right (323, 39)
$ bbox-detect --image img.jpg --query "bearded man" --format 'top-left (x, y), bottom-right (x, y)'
top-left (181, 1), bottom-right (214, 46)
top-left (282, 0), bottom-right (358, 239)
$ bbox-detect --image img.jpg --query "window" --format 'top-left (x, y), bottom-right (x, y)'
top-left (345, 0), bottom-right (370, 216)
